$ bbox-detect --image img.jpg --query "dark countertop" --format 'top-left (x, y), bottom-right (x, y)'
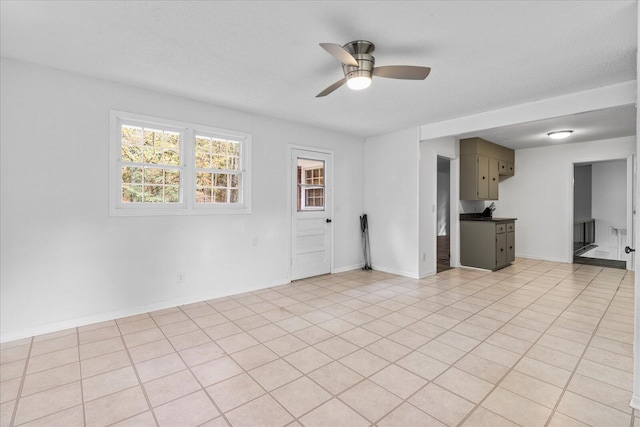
top-left (460, 214), bottom-right (517, 222)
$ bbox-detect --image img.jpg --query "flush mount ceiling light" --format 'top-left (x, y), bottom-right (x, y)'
top-left (346, 74), bottom-right (372, 90)
top-left (547, 130), bottom-right (573, 140)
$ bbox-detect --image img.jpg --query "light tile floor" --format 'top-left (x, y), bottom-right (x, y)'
top-left (1, 258), bottom-right (637, 426)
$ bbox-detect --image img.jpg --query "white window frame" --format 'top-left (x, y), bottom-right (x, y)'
top-left (109, 110), bottom-right (251, 216)
top-left (299, 165), bottom-right (325, 211)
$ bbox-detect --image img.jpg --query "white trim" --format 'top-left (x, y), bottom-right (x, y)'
top-left (514, 253), bottom-right (570, 264)
top-left (630, 395), bottom-right (640, 410)
top-left (332, 264), bottom-right (364, 274)
top-left (371, 265), bottom-right (420, 280)
top-left (419, 269), bottom-right (437, 279)
top-left (0, 277), bottom-right (290, 344)
top-left (109, 110), bottom-right (252, 216)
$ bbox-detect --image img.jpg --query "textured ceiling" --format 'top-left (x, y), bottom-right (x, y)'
top-left (1, 1), bottom-right (637, 139)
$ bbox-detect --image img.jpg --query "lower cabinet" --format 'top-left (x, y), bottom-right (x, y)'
top-left (460, 220), bottom-right (516, 270)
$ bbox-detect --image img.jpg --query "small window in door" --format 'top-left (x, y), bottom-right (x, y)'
top-left (297, 159), bottom-right (325, 211)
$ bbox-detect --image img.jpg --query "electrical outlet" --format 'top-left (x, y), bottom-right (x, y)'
top-left (177, 272), bottom-right (184, 284)
top-left (423, 253), bottom-right (426, 261)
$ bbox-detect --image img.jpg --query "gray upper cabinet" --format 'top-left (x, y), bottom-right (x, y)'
top-left (460, 137), bottom-right (515, 200)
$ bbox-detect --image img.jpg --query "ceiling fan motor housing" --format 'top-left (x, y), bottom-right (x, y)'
top-left (342, 40), bottom-right (375, 82)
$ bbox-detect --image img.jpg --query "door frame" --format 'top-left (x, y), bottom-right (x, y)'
top-left (569, 156), bottom-right (634, 270)
top-left (436, 155), bottom-right (455, 272)
top-left (288, 144), bottom-right (334, 281)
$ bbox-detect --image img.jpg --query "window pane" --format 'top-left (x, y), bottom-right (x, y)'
top-left (164, 149), bottom-right (180, 165)
top-left (230, 189), bottom-right (239, 203)
top-left (212, 140), bottom-right (226, 154)
top-left (122, 184), bottom-right (143, 202)
top-left (143, 185), bottom-right (163, 202)
top-left (196, 152), bottom-right (210, 168)
top-left (164, 132), bottom-right (180, 150)
top-left (144, 129), bottom-right (163, 147)
top-left (196, 188), bottom-right (212, 203)
top-left (122, 125), bottom-right (143, 146)
top-left (165, 170), bottom-right (180, 185)
top-left (196, 136), bottom-right (210, 153)
top-left (122, 166), bottom-right (143, 183)
top-left (165, 186), bottom-right (180, 203)
top-left (230, 174), bottom-right (239, 188)
top-left (228, 156), bottom-right (239, 170)
top-left (144, 168), bottom-right (164, 184)
top-left (212, 155), bottom-right (226, 169)
top-left (214, 188), bottom-right (227, 203)
top-left (214, 173), bottom-right (227, 187)
top-left (196, 172), bottom-right (212, 187)
top-left (228, 142), bottom-right (240, 156)
top-left (122, 146), bottom-right (143, 163)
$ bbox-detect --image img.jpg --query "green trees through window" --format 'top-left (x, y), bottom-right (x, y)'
top-left (111, 111), bottom-right (251, 215)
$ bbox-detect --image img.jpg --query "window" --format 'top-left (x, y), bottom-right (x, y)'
top-left (110, 111), bottom-right (251, 215)
top-left (195, 135), bottom-right (241, 204)
top-left (297, 159), bottom-right (325, 211)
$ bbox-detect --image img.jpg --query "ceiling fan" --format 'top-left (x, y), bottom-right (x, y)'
top-left (316, 40), bottom-right (431, 97)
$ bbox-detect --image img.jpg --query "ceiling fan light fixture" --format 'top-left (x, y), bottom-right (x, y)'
top-left (547, 130), bottom-right (573, 140)
top-left (347, 75), bottom-right (372, 90)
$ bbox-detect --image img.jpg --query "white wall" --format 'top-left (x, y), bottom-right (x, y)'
top-left (0, 58), bottom-right (364, 341)
top-left (592, 159), bottom-right (627, 254)
top-left (364, 128), bottom-right (420, 278)
top-left (497, 137), bottom-right (635, 263)
top-left (419, 137), bottom-right (458, 277)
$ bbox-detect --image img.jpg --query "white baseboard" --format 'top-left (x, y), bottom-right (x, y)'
top-left (515, 253), bottom-right (571, 264)
top-left (332, 264), bottom-right (364, 274)
top-left (629, 395), bottom-right (640, 410)
top-left (419, 270), bottom-right (436, 279)
top-left (371, 265), bottom-right (420, 279)
top-left (1, 277), bottom-right (290, 344)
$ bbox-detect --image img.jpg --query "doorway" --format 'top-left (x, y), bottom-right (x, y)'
top-left (437, 156), bottom-right (452, 272)
top-left (573, 158), bottom-right (630, 269)
top-left (291, 148), bottom-right (333, 280)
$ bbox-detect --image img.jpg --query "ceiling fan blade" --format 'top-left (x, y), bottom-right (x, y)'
top-left (319, 43), bottom-right (358, 66)
top-left (373, 65), bottom-right (431, 80)
top-left (316, 77), bottom-right (347, 97)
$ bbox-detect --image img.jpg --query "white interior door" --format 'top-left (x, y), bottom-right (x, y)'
top-left (291, 148), bottom-right (332, 280)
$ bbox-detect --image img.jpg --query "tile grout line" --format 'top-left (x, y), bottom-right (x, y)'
top-left (411, 263), bottom-right (582, 423)
top-left (8, 336), bottom-right (33, 427)
top-left (452, 263), bottom-right (602, 426)
top-left (174, 303), bottom-right (249, 427)
top-left (76, 327), bottom-right (87, 427)
top-left (1, 262), bottom-right (631, 427)
top-left (305, 262), bottom-right (548, 424)
top-left (543, 272), bottom-right (632, 427)
top-left (114, 320), bottom-right (161, 427)
top-left (281, 260), bottom-right (550, 424)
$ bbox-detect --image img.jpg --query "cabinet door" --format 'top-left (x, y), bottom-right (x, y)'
top-left (496, 232), bottom-right (507, 268)
top-left (489, 158), bottom-right (499, 200)
top-left (507, 231), bottom-right (515, 263)
top-left (477, 155), bottom-right (489, 199)
top-left (499, 160), bottom-right (508, 174)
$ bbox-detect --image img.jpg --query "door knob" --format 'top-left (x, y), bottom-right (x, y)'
top-left (326, 219), bottom-right (332, 223)
top-left (625, 246), bottom-right (635, 254)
